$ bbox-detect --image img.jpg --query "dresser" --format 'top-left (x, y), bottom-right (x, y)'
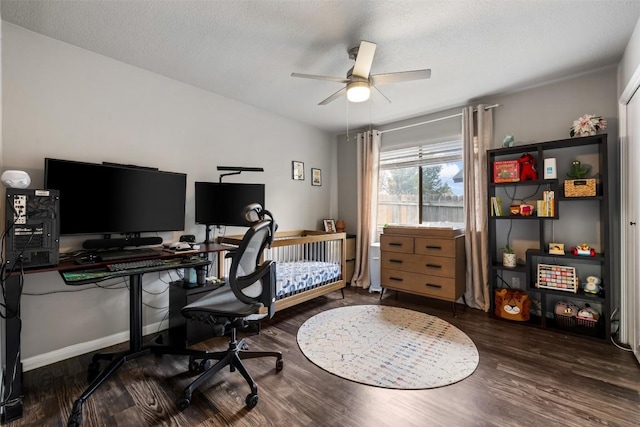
top-left (380, 225), bottom-right (465, 303)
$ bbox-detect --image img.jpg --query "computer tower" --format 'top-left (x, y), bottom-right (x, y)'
top-left (4, 188), bottom-right (60, 269)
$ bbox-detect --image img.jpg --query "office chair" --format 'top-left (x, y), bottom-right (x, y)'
top-left (177, 203), bottom-right (283, 410)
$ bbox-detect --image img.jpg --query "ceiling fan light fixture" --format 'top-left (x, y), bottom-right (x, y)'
top-left (346, 80), bottom-right (370, 103)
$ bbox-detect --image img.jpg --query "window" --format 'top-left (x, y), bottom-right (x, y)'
top-left (377, 140), bottom-right (464, 229)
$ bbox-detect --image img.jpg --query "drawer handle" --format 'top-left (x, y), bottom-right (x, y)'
top-left (390, 259), bottom-right (403, 264)
top-left (425, 283), bottom-right (442, 289)
top-left (389, 277), bottom-right (403, 282)
top-left (425, 264), bottom-right (442, 269)
top-left (389, 242), bottom-right (403, 247)
top-left (425, 245), bottom-right (442, 250)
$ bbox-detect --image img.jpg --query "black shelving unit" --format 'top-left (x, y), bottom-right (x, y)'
top-left (487, 134), bottom-right (610, 341)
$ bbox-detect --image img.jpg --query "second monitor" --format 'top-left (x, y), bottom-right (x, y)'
top-left (195, 182), bottom-right (265, 242)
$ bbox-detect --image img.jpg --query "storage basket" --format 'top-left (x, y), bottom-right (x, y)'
top-left (576, 317), bottom-right (598, 328)
top-left (564, 179), bottom-right (596, 197)
top-left (554, 313), bottom-right (577, 328)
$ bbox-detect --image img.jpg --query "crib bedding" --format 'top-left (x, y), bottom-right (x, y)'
top-left (275, 260), bottom-right (341, 298)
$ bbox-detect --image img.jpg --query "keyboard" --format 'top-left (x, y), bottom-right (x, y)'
top-left (107, 258), bottom-right (165, 272)
top-left (61, 256), bottom-right (211, 285)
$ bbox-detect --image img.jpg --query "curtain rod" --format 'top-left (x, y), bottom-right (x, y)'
top-left (380, 104), bottom-right (500, 134)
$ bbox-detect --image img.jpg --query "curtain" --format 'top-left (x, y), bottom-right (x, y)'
top-left (462, 105), bottom-right (492, 310)
top-left (352, 130), bottom-right (381, 289)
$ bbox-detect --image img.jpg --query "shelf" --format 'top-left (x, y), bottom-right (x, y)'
top-left (557, 194), bottom-right (603, 201)
top-left (490, 179), bottom-right (557, 187)
top-left (490, 215), bottom-right (559, 220)
top-left (528, 285), bottom-right (606, 301)
top-left (491, 262), bottom-right (527, 273)
top-left (487, 134), bottom-right (610, 341)
top-left (526, 248), bottom-right (605, 262)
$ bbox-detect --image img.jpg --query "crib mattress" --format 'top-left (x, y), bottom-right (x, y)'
top-left (276, 261), bottom-right (341, 298)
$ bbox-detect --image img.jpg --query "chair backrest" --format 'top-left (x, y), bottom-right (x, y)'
top-left (227, 204), bottom-right (278, 316)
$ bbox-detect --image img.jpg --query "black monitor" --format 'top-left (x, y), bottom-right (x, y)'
top-left (44, 158), bottom-right (187, 237)
top-left (195, 181), bottom-right (265, 232)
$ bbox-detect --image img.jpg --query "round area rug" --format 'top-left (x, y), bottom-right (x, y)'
top-left (297, 305), bottom-right (479, 389)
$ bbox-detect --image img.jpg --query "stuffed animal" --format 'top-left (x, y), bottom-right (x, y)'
top-left (567, 160), bottom-right (590, 179)
top-left (582, 276), bottom-right (602, 294)
top-left (518, 153), bottom-right (538, 181)
top-left (554, 300), bottom-right (579, 317)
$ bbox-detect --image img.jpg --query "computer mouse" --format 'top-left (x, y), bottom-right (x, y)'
top-left (175, 242), bottom-right (192, 251)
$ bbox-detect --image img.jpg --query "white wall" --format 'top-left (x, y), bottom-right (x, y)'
top-left (1, 23), bottom-right (336, 368)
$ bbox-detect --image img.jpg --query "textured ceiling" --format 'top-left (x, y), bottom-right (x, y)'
top-left (2, 0), bottom-right (640, 135)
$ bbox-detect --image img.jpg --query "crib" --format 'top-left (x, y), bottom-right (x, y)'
top-left (217, 230), bottom-right (347, 311)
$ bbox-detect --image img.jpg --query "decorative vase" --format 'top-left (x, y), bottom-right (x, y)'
top-left (335, 219), bottom-right (345, 233)
top-left (503, 252), bottom-right (517, 268)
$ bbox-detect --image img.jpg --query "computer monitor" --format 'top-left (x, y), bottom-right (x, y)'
top-left (44, 158), bottom-right (187, 237)
top-left (195, 181), bottom-right (265, 233)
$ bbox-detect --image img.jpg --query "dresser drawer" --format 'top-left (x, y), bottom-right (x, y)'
top-left (381, 252), bottom-right (455, 278)
top-left (380, 269), bottom-right (457, 300)
top-left (380, 235), bottom-right (414, 253)
top-left (414, 238), bottom-right (455, 258)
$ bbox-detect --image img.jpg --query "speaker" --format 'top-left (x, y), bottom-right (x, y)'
top-left (5, 188), bottom-right (60, 269)
top-left (82, 236), bottom-right (163, 250)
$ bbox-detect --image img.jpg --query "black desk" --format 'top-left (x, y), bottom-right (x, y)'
top-left (1, 244), bottom-right (233, 425)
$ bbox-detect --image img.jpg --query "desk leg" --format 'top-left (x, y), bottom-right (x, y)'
top-left (1, 275), bottom-right (23, 423)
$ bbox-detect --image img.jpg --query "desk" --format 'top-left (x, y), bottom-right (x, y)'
top-left (1, 243), bottom-right (232, 424)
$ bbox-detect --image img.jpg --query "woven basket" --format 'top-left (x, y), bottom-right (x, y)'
top-left (554, 314), bottom-right (577, 328)
top-left (564, 179), bottom-right (596, 197)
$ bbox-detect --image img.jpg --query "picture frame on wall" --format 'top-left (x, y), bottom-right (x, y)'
top-left (292, 161), bottom-right (304, 180)
top-left (311, 168), bottom-right (322, 186)
top-left (323, 219), bottom-right (336, 233)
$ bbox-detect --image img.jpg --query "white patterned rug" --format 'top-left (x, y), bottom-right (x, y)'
top-left (296, 305), bottom-right (479, 389)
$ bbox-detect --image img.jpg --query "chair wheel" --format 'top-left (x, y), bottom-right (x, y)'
top-left (176, 397), bottom-right (191, 411)
top-left (68, 401), bottom-right (83, 427)
top-left (245, 393), bottom-right (258, 409)
top-left (189, 358), bottom-right (210, 373)
top-left (276, 359), bottom-right (284, 372)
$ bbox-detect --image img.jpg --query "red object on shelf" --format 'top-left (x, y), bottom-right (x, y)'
top-left (493, 160), bottom-right (520, 183)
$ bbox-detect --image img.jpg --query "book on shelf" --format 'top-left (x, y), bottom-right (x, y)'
top-left (538, 190), bottom-right (555, 217)
top-left (490, 196), bottom-right (503, 216)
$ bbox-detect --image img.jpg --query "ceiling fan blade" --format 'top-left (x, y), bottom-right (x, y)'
top-left (291, 72), bottom-right (349, 83)
top-left (318, 87), bottom-right (347, 105)
top-left (373, 86), bottom-right (391, 104)
top-left (352, 41), bottom-right (376, 78)
top-left (370, 69), bottom-right (431, 86)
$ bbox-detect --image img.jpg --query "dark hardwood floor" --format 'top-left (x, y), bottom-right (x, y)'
top-left (8, 287), bottom-right (640, 427)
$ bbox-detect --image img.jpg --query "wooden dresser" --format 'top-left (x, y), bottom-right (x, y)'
top-left (380, 225), bottom-right (465, 303)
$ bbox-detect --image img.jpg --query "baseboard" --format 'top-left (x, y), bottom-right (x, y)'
top-left (22, 322), bottom-right (165, 372)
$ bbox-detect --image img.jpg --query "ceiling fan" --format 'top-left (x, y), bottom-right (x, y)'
top-left (291, 40), bottom-right (431, 105)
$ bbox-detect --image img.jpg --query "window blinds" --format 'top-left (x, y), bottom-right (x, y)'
top-left (379, 140), bottom-right (463, 170)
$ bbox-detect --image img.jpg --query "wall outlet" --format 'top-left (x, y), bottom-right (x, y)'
top-left (512, 277), bottom-right (521, 288)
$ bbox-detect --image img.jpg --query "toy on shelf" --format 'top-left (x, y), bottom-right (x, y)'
top-left (502, 135), bottom-right (514, 148)
top-left (518, 153), bottom-right (538, 181)
top-left (582, 275), bottom-right (602, 295)
top-left (571, 243), bottom-right (595, 257)
top-left (576, 303), bottom-right (600, 327)
top-left (566, 160), bottom-right (590, 179)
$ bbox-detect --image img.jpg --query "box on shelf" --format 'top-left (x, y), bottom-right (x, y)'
top-left (564, 179), bottom-right (596, 197)
top-left (493, 160), bottom-right (520, 183)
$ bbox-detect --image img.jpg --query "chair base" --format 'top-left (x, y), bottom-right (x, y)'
top-left (177, 329), bottom-right (283, 410)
